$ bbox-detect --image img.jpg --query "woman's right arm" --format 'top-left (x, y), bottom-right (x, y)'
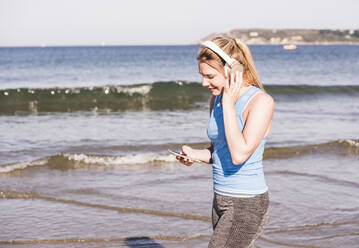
top-left (177, 96), bottom-right (215, 166)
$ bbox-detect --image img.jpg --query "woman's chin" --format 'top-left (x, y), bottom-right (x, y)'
top-left (210, 90), bottom-right (221, 96)
top-left (209, 88), bottom-right (218, 95)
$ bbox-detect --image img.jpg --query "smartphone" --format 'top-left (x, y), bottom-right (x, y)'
top-left (168, 149), bottom-right (201, 163)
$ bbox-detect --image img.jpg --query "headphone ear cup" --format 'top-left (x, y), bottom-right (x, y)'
top-left (229, 63), bottom-right (244, 83)
top-left (229, 63), bottom-right (244, 75)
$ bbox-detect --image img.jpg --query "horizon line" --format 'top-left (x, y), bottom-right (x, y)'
top-left (0, 44), bottom-right (193, 48)
top-left (2, 43), bottom-right (359, 48)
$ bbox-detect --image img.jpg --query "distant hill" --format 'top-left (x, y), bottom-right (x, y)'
top-left (195, 29), bottom-right (359, 45)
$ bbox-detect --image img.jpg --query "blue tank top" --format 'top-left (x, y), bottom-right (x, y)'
top-left (207, 86), bottom-right (268, 198)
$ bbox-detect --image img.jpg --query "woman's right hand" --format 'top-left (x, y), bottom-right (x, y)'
top-left (176, 145), bottom-right (196, 166)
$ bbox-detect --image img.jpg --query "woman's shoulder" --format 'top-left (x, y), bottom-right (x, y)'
top-left (256, 89), bottom-right (274, 103)
top-left (250, 89), bottom-right (275, 110)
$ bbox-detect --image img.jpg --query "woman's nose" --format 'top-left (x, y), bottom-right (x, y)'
top-left (202, 78), bottom-right (209, 87)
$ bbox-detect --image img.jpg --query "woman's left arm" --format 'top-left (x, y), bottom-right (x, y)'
top-left (222, 76), bottom-right (274, 165)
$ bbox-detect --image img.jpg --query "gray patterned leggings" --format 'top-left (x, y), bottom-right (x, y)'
top-left (208, 191), bottom-right (269, 248)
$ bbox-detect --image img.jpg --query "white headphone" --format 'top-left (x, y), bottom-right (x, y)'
top-left (201, 40), bottom-right (243, 80)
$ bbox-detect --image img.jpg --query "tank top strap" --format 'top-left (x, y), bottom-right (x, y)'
top-left (213, 86), bottom-right (260, 114)
top-left (235, 86), bottom-right (261, 124)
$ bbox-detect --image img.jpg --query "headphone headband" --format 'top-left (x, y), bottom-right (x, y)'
top-left (201, 41), bottom-right (238, 67)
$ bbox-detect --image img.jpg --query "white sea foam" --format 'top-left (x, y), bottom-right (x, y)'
top-left (339, 139), bottom-right (359, 147)
top-left (63, 152), bottom-right (177, 166)
top-left (116, 85), bottom-right (152, 95)
top-left (0, 152), bottom-right (178, 173)
top-left (0, 159), bottom-right (48, 173)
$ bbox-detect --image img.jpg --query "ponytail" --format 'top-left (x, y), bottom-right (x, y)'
top-left (233, 39), bottom-right (264, 91)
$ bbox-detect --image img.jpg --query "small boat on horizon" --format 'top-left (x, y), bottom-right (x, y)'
top-left (283, 44), bottom-right (297, 50)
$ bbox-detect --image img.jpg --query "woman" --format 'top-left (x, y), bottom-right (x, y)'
top-left (176, 37), bottom-right (274, 248)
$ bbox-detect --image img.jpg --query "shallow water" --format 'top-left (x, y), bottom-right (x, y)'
top-left (1, 45), bottom-right (359, 247)
top-left (1, 149), bottom-right (358, 247)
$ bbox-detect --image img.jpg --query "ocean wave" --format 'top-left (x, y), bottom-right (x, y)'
top-left (0, 152), bottom-right (179, 173)
top-left (266, 84), bottom-right (359, 100)
top-left (264, 139), bottom-right (359, 159)
top-left (1, 139), bottom-right (358, 173)
top-left (1, 83), bottom-right (358, 114)
top-left (63, 152), bottom-right (177, 166)
top-left (0, 81), bottom-right (208, 115)
top-left (0, 158), bottom-right (49, 173)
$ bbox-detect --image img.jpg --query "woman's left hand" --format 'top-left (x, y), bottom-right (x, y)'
top-left (222, 71), bottom-right (243, 107)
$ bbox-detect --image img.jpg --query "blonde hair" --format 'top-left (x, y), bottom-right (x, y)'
top-left (197, 37), bottom-right (264, 90)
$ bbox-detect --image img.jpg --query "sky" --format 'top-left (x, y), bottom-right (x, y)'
top-left (1, 0), bottom-right (358, 46)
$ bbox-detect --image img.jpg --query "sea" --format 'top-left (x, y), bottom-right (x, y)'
top-left (0, 45), bottom-right (358, 247)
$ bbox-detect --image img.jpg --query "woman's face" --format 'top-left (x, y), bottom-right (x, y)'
top-left (198, 61), bottom-right (226, 96)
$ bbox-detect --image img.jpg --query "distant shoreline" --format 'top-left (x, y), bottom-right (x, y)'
top-left (195, 28), bottom-right (359, 45)
top-left (2, 29), bottom-right (359, 47)
top-left (1, 43), bottom-right (359, 48)
top-left (250, 42), bottom-right (359, 45)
